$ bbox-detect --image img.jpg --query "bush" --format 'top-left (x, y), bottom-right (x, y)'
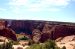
top-left (26, 44), bottom-right (42, 49)
top-left (62, 46), bottom-right (66, 49)
top-left (26, 39), bottom-right (61, 49)
top-left (19, 36), bottom-right (29, 40)
top-left (44, 39), bottom-right (56, 49)
top-left (5, 41), bottom-right (13, 49)
top-left (13, 41), bottom-right (20, 45)
top-left (0, 42), bottom-right (13, 49)
top-left (0, 45), bottom-right (3, 49)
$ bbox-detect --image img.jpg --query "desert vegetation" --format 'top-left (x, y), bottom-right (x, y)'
top-left (0, 40), bottom-right (13, 49)
top-left (26, 39), bottom-right (66, 49)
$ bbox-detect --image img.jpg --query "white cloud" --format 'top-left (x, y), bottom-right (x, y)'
top-left (9, 0), bottom-right (71, 6)
top-left (27, 8), bottom-right (41, 12)
top-left (9, 0), bottom-right (28, 6)
top-left (48, 8), bottom-right (60, 12)
top-left (8, 0), bottom-right (71, 13)
top-left (40, 0), bottom-right (70, 6)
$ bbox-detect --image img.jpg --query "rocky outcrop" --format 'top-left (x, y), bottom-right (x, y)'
top-left (53, 25), bottom-right (75, 40)
top-left (39, 33), bottom-right (51, 42)
top-left (32, 29), bottom-right (41, 43)
top-left (39, 25), bottom-right (75, 42)
top-left (0, 28), bottom-right (17, 41)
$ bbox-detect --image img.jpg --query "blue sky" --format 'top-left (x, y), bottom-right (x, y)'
top-left (0, 0), bottom-right (75, 22)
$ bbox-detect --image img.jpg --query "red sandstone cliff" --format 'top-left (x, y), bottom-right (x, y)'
top-left (0, 28), bottom-right (17, 41)
top-left (3, 20), bottom-right (75, 42)
top-left (53, 25), bottom-right (75, 40)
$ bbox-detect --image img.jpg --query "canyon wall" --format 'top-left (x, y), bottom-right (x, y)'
top-left (1, 20), bottom-right (75, 41)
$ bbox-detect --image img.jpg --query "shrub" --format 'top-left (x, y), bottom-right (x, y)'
top-left (26, 44), bottom-right (42, 49)
top-left (5, 41), bottom-right (13, 49)
top-left (26, 39), bottom-right (61, 49)
top-left (62, 46), bottom-right (66, 49)
top-left (0, 45), bottom-right (3, 49)
top-left (13, 41), bottom-right (20, 45)
top-left (44, 39), bottom-right (56, 49)
top-left (0, 40), bottom-right (13, 49)
top-left (19, 36), bottom-right (29, 40)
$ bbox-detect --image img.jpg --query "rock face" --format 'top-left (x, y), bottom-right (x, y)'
top-left (10, 20), bottom-right (33, 34)
top-left (39, 25), bottom-right (75, 42)
top-left (0, 28), bottom-right (17, 41)
top-left (39, 22), bottom-right (54, 42)
top-left (39, 33), bottom-right (51, 42)
top-left (53, 25), bottom-right (75, 40)
top-left (32, 29), bottom-right (41, 43)
top-left (0, 20), bottom-right (17, 41)
top-left (56, 35), bottom-right (75, 49)
top-left (5, 20), bottom-right (75, 41)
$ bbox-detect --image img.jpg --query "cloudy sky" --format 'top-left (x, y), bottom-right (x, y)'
top-left (0, 0), bottom-right (75, 22)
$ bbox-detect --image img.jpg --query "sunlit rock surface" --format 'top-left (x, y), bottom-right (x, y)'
top-left (56, 35), bottom-right (75, 49)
